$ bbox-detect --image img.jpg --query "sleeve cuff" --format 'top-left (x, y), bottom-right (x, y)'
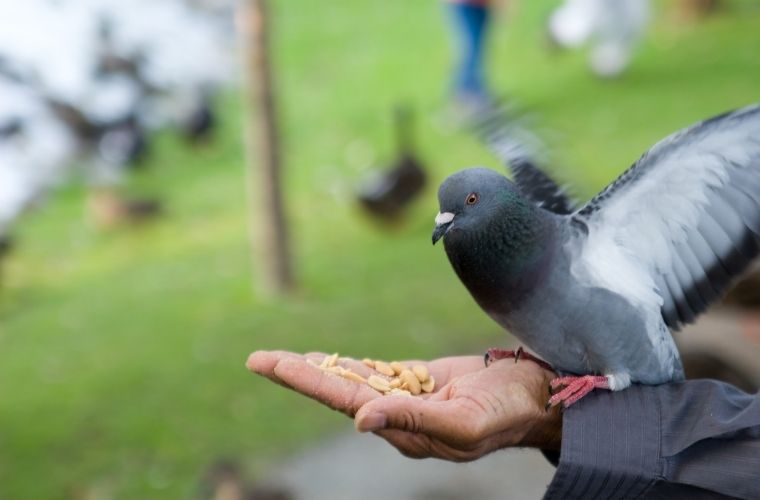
top-left (543, 385), bottom-right (664, 499)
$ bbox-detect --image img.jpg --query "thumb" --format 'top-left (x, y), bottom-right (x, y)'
top-left (355, 395), bottom-right (483, 444)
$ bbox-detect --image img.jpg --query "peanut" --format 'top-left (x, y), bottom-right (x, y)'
top-left (308, 353), bottom-right (433, 397)
top-left (389, 361), bottom-right (407, 375)
top-left (341, 370), bottom-right (367, 384)
top-left (421, 375), bottom-right (435, 393)
top-left (368, 375), bottom-right (391, 393)
top-left (412, 365), bottom-right (429, 383)
top-left (374, 361), bottom-right (395, 377)
top-left (326, 365), bottom-right (346, 375)
top-left (389, 388), bottom-right (412, 397)
top-left (321, 352), bottom-right (339, 369)
top-left (399, 369), bottom-right (422, 395)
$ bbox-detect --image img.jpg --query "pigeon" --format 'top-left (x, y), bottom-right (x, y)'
top-left (358, 106), bottom-right (427, 220)
top-left (432, 104), bottom-right (760, 407)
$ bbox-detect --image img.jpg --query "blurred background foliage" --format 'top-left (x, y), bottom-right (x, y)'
top-left (1, 0), bottom-right (759, 498)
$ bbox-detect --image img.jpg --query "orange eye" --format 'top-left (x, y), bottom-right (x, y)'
top-left (466, 193), bottom-right (479, 205)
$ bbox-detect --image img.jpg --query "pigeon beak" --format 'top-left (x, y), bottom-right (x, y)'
top-left (432, 212), bottom-right (455, 245)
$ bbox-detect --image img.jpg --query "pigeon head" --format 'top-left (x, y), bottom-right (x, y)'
top-left (432, 167), bottom-right (556, 311)
top-left (432, 167), bottom-right (522, 245)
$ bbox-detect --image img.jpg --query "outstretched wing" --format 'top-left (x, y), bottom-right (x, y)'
top-left (474, 108), bottom-right (576, 215)
top-left (570, 104), bottom-right (760, 331)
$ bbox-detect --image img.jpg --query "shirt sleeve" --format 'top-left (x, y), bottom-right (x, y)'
top-left (543, 380), bottom-right (760, 500)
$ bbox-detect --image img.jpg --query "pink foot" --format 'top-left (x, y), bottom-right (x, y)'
top-left (547, 375), bottom-right (610, 409)
top-left (484, 346), bottom-right (555, 372)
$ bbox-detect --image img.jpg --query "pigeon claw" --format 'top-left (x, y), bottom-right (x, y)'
top-left (484, 348), bottom-right (518, 367)
top-left (483, 347), bottom-right (555, 372)
top-left (514, 346), bottom-right (524, 363)
top-left (546, 375), bottom-right (610, 409)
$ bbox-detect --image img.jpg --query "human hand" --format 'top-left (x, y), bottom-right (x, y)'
top-left (246, 350), bottom-right (561, 462)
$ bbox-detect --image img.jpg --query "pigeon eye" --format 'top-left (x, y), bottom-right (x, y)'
top-left (466, 193), bottom-right (479, 205)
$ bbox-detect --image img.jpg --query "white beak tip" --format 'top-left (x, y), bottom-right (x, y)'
top-left (435, 212), bottom-right (455, 225)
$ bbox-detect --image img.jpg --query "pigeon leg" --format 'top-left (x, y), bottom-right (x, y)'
top-left (546, 375), bottom-right (610, 409)
top-left (484, 346), bottom-right (554, 371)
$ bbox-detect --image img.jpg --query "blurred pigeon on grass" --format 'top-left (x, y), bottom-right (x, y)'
top-left (432, 104), bottom-right (760, 407)
top-left (358, 107), bottom-right (426, 221)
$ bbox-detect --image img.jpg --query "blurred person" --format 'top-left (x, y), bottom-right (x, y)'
top-left (446, 0), bottom-right (494, 113)
top-left (249, 351), bottom-right (760, 499)
top-left (547, 0), bottom-right (651, 77)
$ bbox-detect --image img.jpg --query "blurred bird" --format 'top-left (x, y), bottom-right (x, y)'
top-left (432, 105), bottom-right (760, 407)
top-left (547, 0), bottom-right (650, 77)
top-left (0, 0), bottom-right (234, 233)
top-left (0, 77), bottom-right (77, 235)
top-left (358, 107), bottom-right (427, 220)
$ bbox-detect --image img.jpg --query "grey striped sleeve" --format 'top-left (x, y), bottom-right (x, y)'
top-left (543, 380), bottom-right (760, 499)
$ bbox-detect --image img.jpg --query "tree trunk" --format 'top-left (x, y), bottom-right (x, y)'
top-left (237, 0), bottom-right (295, 295)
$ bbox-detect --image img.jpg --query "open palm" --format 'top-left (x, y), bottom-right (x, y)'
top-left (247, 350), bottom-right (561, 461)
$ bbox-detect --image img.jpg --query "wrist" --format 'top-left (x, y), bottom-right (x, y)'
top-left (519, 367), bottom-right (563, 450)
top-left (524, 404), bottom-right (562, 450)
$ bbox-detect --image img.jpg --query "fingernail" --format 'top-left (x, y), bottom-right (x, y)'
top-left (357, 412), bottom-right (386, 433)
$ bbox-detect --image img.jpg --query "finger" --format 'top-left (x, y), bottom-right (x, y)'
top-left (355, 393), bottom-right (486, 447)
top-left (247, 350), bottom-right (328, 373)
top-left (374, 429), bottom-right (486, 462)
top-left (373, 428), bottom-right (434, 459)
top-left (273, 357), bottom-right (380, 416)
top-left (246, 350), bottom-right (306, 385)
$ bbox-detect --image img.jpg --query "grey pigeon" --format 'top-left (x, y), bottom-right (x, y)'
top-left (432, 104), bottom-right (760, 406)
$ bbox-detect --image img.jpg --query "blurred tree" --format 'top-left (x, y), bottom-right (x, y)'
top-left (238, 0), bottom-right (295, 296)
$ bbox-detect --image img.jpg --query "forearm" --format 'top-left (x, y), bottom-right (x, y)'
top-left (544, 380), bottom-right (760, 499)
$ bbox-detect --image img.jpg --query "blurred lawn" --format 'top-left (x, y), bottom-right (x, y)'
top-left (1, 0), bottom-right (759, 498)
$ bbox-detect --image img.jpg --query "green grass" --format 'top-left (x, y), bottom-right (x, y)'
top-left (1, 0), bottom-right (759, 497)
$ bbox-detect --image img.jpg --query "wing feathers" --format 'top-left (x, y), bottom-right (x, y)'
top-left (724, 186), bottom-right (760, 233)
top-left (670, 254), bottom-right (701, 322)
top-left (473, 108), bottom-right (577, 215)
top-left (676, 241), bottom-right (719, 303)
top-left (569, 104), bottom-right (760, 331)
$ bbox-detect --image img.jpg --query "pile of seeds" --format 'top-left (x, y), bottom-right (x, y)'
top-left (309, 353), bottom-right (435, 397)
